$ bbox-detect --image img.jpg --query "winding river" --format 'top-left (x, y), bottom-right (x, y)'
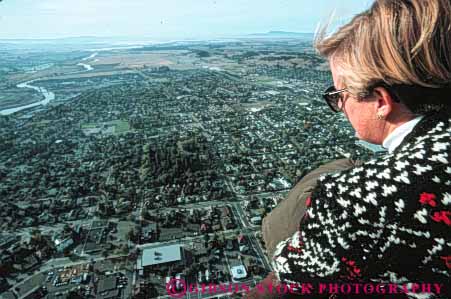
top-left (0, 81), bottom-right (55, 115)
top-left (77, 62), bottom-right (94, 71)
top-left (0, 53), bottom-right (97, 116)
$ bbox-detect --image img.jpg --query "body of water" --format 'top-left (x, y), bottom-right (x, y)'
top-left (82, 52), bottom-right (98, 61)
top-left (77, 52), bottom-right (98, 71)
top-left (0, 52), bottom-right (98, 115)
top-left (0, 81), bottom-right (55, 115)
top-left (77, 62), bottom-right (94, 71)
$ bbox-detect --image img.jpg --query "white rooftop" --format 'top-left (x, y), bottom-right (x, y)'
top-left (140, 244), bottom-right (182, 267)
top-left (231, 265), bottom-right (247, 281)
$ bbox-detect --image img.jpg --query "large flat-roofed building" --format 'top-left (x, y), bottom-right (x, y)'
top-left (137, 244), bottom-right (184, 276)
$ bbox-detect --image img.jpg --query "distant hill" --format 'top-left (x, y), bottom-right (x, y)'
top-left (0, 36), bottom-right (131, 44)
top-left (246, 31), bottom-right (314, 40)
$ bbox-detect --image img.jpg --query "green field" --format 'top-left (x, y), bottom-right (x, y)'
top-left (81, 123), bottom-right (98, 129)
top-left (81, 120), bottom-right (130, 135)
top-left (110, 120), bottom-right (130, 134)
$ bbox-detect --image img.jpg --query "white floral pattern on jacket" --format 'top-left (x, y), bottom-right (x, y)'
top-left (273, 109), bottom-right (451, 298)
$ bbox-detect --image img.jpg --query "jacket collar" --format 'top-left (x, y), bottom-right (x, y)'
top-left (382, 116), bottom-right (424, 153)
top-left (393, 108), bottom-right (451, 154)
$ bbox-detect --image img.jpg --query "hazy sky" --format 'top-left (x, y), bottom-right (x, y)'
top-left (0, 0), bottom-right (372, 40)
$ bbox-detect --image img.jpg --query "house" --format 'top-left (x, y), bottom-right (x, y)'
top-left (0, 277), bottom-right (10, 294)
top-left (15, 254), bottom-right (39, 271)
top-left (0, 234), bottom-right (20, 250)
top-left (54, 236), bottom-right (74, 253)
top-left (96, 275), bottom-right (119, 299)
top-left (211, 224), bottom-right (221, 231)
top-left (239, 244), bottom-right (249, 253)
top-left (230, 265), bottom-right (247, 282)
top-left (221, 217), bottom-right (235, 230)
top-left (200, 223), bottom-right (209, 233)
top-left (140, 222), bottom-right (157, 243)
top-left (0, 291), bottom-right (16, 299)
top-left (250, 216), bottom-right (262, 225)
top-left (192, 241), bottom-right (208, 257)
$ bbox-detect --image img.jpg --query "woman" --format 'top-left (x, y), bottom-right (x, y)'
top-left (251, 0), bottom-right (451, 298)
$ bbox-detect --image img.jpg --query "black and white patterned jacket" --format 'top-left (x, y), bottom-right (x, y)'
top-left (273, 109), bottom-right (450, 298)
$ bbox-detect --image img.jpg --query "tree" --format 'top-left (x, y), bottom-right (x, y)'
top-left (127, 229), bottom-right (136, 243)
top-left (67, 290), bottom-right (83, 299)
top-left (30, 229), bottom-right (43, 246)
top-left (63, 248), bottom-right (72, 257)
top-left (121, 244), bottom-right (129, 255)
top-left (63, 224), bottom-right (72, 234)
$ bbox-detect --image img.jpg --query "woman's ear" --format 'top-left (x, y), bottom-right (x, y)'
top-left (373, 87), bottom-right (395, 118)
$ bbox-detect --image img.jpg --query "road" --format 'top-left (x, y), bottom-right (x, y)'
top-left (230, 203), bottom-right (272, 272)
top-left (10, 174), bottom-right (274, 299)
top-left (10, 253), bottom-right (130, 299)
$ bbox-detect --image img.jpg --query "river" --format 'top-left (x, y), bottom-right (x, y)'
top-left (0, 81), bottom-right (55, 115)
top-left (77, 52), bottom-right (97, 71)
top-left (77, 62), bottom-right (94, 71)
top-left (0, 52), bottom-right (97, 116)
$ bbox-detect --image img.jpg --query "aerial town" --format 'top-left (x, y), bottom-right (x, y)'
top-left (0, 37), bottom-right (380, 299)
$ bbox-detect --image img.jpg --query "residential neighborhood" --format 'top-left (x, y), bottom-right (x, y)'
top-left (0, 38), bottom-right (379, 299)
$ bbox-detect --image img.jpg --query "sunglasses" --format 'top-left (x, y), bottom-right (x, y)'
top-left (323, 86), bottom-right (349, 112)
top-left (323, 83), bottom-right (404, 113)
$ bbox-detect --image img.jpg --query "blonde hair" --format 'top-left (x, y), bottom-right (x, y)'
top-left (316, 0), bottom-right (451, 112)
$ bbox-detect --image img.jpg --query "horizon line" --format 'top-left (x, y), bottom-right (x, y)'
top-left (0, 31), bottom-right (315, 41)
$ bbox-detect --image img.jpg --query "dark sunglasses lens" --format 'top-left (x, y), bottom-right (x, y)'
top-left (325, 86), bottom-right (335, 94)
top-left (323, 87), bottom-right (341, 112)
top-left (329, 95), bottom-right (340, 112)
